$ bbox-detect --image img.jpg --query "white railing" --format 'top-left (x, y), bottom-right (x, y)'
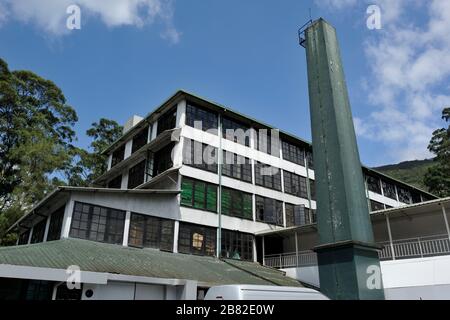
top-left (379, 234), bottom-right (450, 260)
top-left (264, 251), bottom-right (317, 268)
top-left (264, 235), bottom-right (450, 268)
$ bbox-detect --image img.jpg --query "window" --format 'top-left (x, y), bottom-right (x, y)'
top-left (309, 179), bottom-right (316, 201)
top-left (70, 202), bottom-right (125, 245)
top-left (397, 187), bottom-right (412, 204)
top-left (370, 200), bottom-right (385, 212)
top-left (306, 150), bottom-right (314, 169)
top-left (183, 139), bottom-right (217, 173)
top-left (157, 107), bottom-right (177, 135)
top-left (30, 219), bottom-right (46, 244)
top-left (132, 126), bottom-right (149, 154)
top-left (222, 151), bottom-right (252, 183)
top-left (46, 206), bottom-right (64, 241)
top-left (111, 145), bottom-right (125, 168)
top-left (128, 160), bottom-right (146, 189)
top-left (24, 280), bottom-right (53, 300)
top-left (283, 171), bottom-right (308, 199)
top-left (55, 284), bottom-right (83, 300)
top-left (178, 222), bottom-right (216, 256)
top-left (153, 143), bottom-right (174, 176)
top-left (256, 128), bottom-right (280, 157)
top-left (254, 162), bottom-right (282, 191)
top-left (366, 174), bottom-right (382, 194)
top-left (285, 204), bottom-right (316, 227)
top-left (282, 140), bottom-right (305, 166)
top-left (181, 177), bottom-right (217, 212)
top-left (411, 192), bottom-right (422, 204)
top-left (255, 196), bottom-right (283, 225)
top-left (221, 230), bottom-right (254, 261)
top-left (128, 213), bottom-right (174, 251)
top-left (186, 102), bottom-right (218, 133)
top-left (382, 181), bottom-right (397, 200)
top-left (107, 175), bottom-right (122, 189)
top-left (221, 187), bottom-right (253, 220)
top-left (222, 117), bottom-right (250, 146)
top-left (18, 230), bottom-right (30, 245)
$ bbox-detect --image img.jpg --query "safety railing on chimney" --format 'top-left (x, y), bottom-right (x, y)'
top-left (264, 234), bottom-right (450, 269)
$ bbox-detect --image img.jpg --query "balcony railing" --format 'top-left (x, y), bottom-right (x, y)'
top-left (264, 234), bottom-right (450, 269)
top-left (264, 250), bottom-right (317, 268)
top-left (379, 234), bottom-right (450, 260)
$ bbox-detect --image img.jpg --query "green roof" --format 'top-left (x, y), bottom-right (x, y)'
top-left (0, 239), bottom-right (301, 287)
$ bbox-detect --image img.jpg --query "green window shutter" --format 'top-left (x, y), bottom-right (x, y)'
top-left (181, 178), bottom-right (193, 207)
top-left (243, 194), bottom-right (253, 219)
top-left (194, 181), bottom-right (206, 209)
top-left (221, 188), bottom-right (231, 215)
top-left (232, 190), bottom-right (243, 217)
top-left (206, 184), bottom-right (217, 212)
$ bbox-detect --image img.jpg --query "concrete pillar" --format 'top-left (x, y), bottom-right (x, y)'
top-left (385, 214), bottom-right (395, 260)
top-left (123, 211), bottom-right (131, 247)
top-left (441, 204), bottom-right (450, 242)
top-left (61, 200), bottom-right (75, 239)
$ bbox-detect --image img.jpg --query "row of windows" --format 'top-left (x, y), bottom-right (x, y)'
top-left (285, 204), bottom-right (316, 227)
top-left (109, 106), bottom-right (176, 169)
top-left (180, 177), bottom-right (315, 227)
top-left (19, 206), bottom-right (65, 245)
top-left (255, 162), bottom-right (282, 191)
top-left (183, 139), bottom-right (217, 173)
top-left (222, 151), bottom-right (252, 183)
top-left (67, 202), bottom-right (254, 261)
top-left (179, 222), bottom-right (254, 261)
top-left (365, 173), bottom-right (424, 204)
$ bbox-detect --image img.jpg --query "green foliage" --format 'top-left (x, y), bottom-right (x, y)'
top-left (375, 159), bottom-right (435, 192)
top-left (424, 108), bottom-right (450, 197)
top-left (66, 118), bottom-right (122, 186)
top-left (0, 57), bottom-right (122, 244)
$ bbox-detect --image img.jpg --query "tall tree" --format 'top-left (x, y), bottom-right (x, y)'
top-left (0, 58), bottom-right (77, 244)
top-left (424, 107), bottom-right (450, 197)
top-left (66, 118), bottom-right (122, 186)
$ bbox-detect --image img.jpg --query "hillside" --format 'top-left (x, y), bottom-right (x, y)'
top-left (374, 159), bottom-right (435, 192)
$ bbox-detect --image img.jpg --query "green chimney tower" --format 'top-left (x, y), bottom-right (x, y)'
top-left (303, 18), bottom-right (385, 300)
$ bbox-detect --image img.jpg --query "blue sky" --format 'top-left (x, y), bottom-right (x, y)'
top-left (1, 0), bottom-right (449, 166)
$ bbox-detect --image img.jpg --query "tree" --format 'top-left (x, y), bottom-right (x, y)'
top-left (424, 108), bottom-right (450, 197)
top-left (66, 118), bottom-right (122, 186)
top-left (0, 58), bottom-right (78, 244)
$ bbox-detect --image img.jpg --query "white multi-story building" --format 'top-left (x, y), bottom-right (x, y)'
top-left (0, 90), bottom-right (441, 300)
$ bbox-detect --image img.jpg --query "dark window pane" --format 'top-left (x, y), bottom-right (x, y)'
top-left (256, 129), bottom-right (280, 157)
top-left (382, 181), bottom-right (397, 200)
top-left (111, 145), bottom-right (125, 168)
top-left (183, 139), bottom-right (217, 173)
top-left (222, 117), bottom-right (250, 146)
top-left (254, 162), bottom-right (282, 191)
top-left (69, 202), bottom-right (125, 245)
top-left (282, 140), bottom-right (305, 166)
top-left (46, 206), bottom-right (65, 241)
top-left (128, 213), bottom-right (174, 251)
top-left (157, 107), bottom-right (177, 135)
top-left (153, 143), bottom-right (174, 176)
top-left (132, 126), bottom-right (149, 154)
top-left (222, 151), bottom-right (252, 183)
top-left (397, 187), bottom-right (412, 204)
top-left (370, 200), bottom-right (385, 211)
top-left (107, 175), bottom-right (122, 189)
top-left (128, 160), bottom-right (146, 189)
top-left (256, 196), bottom-right (283, 226)
top-left (366, 174), bottom-right (382, 194)
top-left (18, 230), bottom-right (30, 245)
top-left (178, 222), bottom-right (216, 256)
top-left (186, 102), bottom-right (218, 133)
top-left (283, 171), bottom-right (308, 199)
top-left (221, 229), bottom-right (254, 261)
top-left (30, 219), bottom-right (47, 244)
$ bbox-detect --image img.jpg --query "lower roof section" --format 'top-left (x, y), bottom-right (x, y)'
top-left (0, 238), bottom-right (302, 287)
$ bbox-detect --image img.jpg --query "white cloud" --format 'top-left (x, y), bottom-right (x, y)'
top-left (314, 0), bottom-right (358, 10)
top-left (317, 0), bottom-right (450, 162)
top-left (0, 0), bottom-right (180, 43)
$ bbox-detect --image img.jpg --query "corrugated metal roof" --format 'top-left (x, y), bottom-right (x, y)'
top-left (0, 239), bottom-right (302, 287)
